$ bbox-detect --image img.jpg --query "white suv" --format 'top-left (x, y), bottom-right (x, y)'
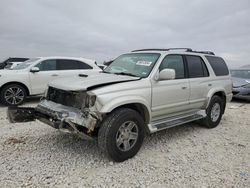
top-left (8, 49), bottom-right (232, 162)
top-left (0, 57), bottom-right (101, 105)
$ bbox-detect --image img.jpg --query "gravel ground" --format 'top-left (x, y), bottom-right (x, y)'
top-left (0, 99), bottom-right (249, 187)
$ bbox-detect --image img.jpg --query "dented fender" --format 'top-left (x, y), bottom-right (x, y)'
top-left (205, 87), bottom-right (227, 108)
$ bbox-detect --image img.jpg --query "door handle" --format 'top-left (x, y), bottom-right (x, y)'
top-left (51, 74), bottom-right (58, 77)
top-left (181, 86), bottom-right (187, 90)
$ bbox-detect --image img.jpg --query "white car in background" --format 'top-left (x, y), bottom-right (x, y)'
top-left (0, 57), bottom-right (101, 106)
top-left (4, 62), bottom-right (24, 69)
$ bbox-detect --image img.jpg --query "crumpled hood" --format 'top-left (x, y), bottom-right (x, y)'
top-left (232, 77), bottom-right (250, 87)
top-left (48, 72), bottom-right (140, 91)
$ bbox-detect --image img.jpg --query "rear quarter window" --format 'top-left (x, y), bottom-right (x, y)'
top-left (205, 56), bottom-right (229, 76)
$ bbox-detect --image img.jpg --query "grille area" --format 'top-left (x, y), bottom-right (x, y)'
top-left (46, 87), bottom-right (86, 109)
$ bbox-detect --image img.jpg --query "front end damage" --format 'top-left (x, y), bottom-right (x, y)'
top-left (8, 87), bottom-right (102, 140)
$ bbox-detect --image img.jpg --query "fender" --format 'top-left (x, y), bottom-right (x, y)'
top-left (205, 87), bottom-right (226, 108)
top-left (98, 95), bottom-right (152, 122)
top-left (0, 81), bottom-right (30, 96)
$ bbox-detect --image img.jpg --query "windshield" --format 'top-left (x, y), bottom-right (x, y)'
top-left (230, 70), bottom-right (250, 79)
top-left (12, 58), bottom-right (40, 70)
top-left (104, 53), bottom-right (160, 78)
top-left (4, 63), bottom-right (13, 69)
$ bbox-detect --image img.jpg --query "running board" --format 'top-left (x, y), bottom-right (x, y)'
top-left (148, 111), bottom-right (206, 133)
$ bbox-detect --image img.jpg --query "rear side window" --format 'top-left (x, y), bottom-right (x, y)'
top-left (78, 61), bottom-right (93, 69)
top-left (186, 55), bottom-right (209, 78)
top-left (205, 56), bottom-right (229, 76)
top-left (57, 59), bottom-right (92, 70)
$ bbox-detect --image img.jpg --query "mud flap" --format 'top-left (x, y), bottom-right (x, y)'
top-left (7, 107), bottom-right (36, 123)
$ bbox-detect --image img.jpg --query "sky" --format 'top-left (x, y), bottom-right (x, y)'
top-left (0, 0), bottom-right (249, 68)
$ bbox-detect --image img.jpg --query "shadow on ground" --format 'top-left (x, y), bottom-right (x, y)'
top-left (0, 96), bottom-right (41, 107)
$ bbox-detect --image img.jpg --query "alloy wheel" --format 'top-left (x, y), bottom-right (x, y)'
top-left (116, 121), bottom-right (139, 151)
top-left (4, 87), bottom-right (25, 105)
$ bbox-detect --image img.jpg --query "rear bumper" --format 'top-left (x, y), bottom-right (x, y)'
top-left (7, 100), bottom-right (98, 140)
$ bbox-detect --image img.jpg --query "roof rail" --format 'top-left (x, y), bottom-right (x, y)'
top-left (167, 48), bottom-right (192, 52)
top-left (191, 50), bottom-right (215, 55)
top-left (131, 48), bottom-right (215, 55)
top-left (131, 49), bottom-right (169, 52)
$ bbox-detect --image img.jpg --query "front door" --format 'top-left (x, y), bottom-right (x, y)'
top-left (29, 59), bottom-right (61, 95)
top-left (151, 54), bottom-right (190, 119)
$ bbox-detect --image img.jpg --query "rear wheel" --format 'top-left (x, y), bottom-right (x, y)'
top-left (201, 95), bottom-right (224, 128)
top-left (0, 84), bottom-right (27, 106)
top-left (98, 108), bottom-right (145, 162)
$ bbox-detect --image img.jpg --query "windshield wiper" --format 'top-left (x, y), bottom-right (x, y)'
top-left (102, 70), bottom-right (112, 74)
top-left (102, 70), bottom-right (140, 77)
top-left (114, 72), bottom-right (139, 77)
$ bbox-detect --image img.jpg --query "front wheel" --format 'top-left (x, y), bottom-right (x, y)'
top-left (0, 84), bottom-right (27, 106)
top-left (98, 108), bottom-right (145, 162)
top-left (201, 95), bottom-right (224, 128)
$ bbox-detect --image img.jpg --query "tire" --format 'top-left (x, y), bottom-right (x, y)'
top-left (0, 84), bottom-right (27, 106)
top-left (201, 95), bottom-right (224, 128)
top-left (98, 108), bottom-right (145, 162)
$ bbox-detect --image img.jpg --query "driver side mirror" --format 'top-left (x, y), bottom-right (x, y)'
top-left (158, 68), bottom-right (175, 80)
top-left (30, 67), bottom-right (40, 73)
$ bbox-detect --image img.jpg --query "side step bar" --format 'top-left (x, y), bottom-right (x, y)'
top-left (148, 111), bottom-right (206, 133)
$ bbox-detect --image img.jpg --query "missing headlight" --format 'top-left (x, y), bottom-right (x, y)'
top-left (85, 95), bottom-right (96, 108)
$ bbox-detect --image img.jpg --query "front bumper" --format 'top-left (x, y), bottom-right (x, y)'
top-left (7, 100), bottom-right (98, 140)
top-left (232, 87), bottom-right (250, 100)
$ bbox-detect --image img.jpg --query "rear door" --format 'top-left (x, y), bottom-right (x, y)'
top-left (185, 55), bottom-right (210, 109)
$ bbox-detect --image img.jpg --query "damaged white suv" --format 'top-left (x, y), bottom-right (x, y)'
top-left (8, 48), bottom-right (233, 162)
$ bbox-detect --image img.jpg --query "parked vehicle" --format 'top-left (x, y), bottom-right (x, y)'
top-left (230, 69), bottom-right (250, 100)
top-left (240, 64), bottom-right (250, 69)
top-left (103, 60), bottom-right (113, 66)
top-left (96, 64), bottom-right (107, 70)
top-left (4, 62), bottom-right (24, 69)
top-left (0, 57), bottom-right (101, 105)
top-left (8, 48), bottom-right (232, 162)
top-left (0, 57), bottom-right (29, 69)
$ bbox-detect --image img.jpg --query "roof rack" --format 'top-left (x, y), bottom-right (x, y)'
top-left (167, 48), bottom-right (193, 52)
top-left (191, 50), bottom-right (215, 55)
top-left (131, 48), bottom-right (215, 55)
top-left (132, 48), bottom-right (169, 52)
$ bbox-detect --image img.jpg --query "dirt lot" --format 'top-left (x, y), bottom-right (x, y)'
top-left (0, 99), bottom-right (249, 187)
